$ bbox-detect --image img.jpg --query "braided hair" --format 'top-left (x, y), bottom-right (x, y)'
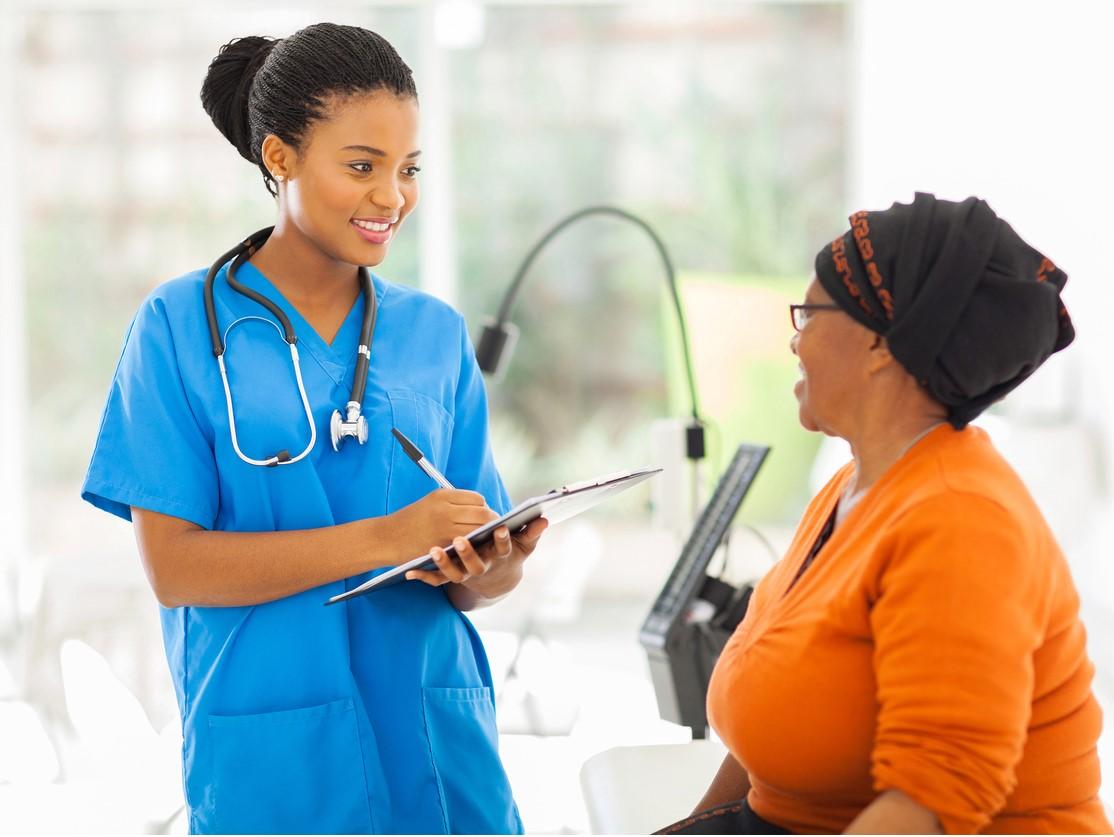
top-left (200, 23), bottom-right (417, 197)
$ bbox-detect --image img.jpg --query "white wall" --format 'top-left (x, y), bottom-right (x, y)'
top-left (850, 0), bottom-right (1114, 799)
top-left (850, 0), bottom-right (1114, 544)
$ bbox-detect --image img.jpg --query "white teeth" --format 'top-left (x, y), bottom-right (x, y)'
top-left (353, 219), bottom-right (392, 232)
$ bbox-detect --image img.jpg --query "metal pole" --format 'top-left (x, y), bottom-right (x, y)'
top-left (416, 1), bottom-right (459, 305)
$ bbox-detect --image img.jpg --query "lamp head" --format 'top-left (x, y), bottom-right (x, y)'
top-left (475, 318), bottom-right (520, 379)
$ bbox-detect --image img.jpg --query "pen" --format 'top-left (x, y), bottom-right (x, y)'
top-left (391, 427), bottom-right (454, 489)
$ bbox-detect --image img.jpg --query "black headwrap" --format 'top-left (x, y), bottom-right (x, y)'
top-left (814, 192), bottom-right (1074, 428)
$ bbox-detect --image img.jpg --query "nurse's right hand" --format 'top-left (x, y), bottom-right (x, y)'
top-left (390, 488), bottom-right (498, 561)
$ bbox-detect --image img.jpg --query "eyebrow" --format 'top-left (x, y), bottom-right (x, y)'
top-left (341, 145), bottom-right (422, 158)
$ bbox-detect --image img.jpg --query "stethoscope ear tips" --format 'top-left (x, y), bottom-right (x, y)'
top-left (330, 408), bottom-right (369, 452)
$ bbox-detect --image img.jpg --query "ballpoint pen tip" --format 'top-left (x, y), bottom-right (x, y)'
top-left (391, 427), bottom-right (423, 463)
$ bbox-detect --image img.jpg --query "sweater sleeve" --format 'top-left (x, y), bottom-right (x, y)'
top-left (868, 492), bottom-right (1048, 834)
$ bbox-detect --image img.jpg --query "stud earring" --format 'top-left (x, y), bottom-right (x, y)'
top-left (274, 173), bottom-right (286, 183)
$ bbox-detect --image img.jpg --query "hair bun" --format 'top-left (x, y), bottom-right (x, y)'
top-left (200, 35), bottom-right (277, 163)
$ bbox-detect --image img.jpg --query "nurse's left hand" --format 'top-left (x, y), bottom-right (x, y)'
top-left (405, 517), bottom-right (548, 608)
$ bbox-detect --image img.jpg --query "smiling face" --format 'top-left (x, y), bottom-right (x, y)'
top-left (261, 90), bottom-right (421, 268)
top-left (790, 275), bottom-right (878, 436)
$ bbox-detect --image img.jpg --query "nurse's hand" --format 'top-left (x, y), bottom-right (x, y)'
top-left (390, 488), bottom-right (498, 563)
top-left (405, 517), bottom-right (549, 610)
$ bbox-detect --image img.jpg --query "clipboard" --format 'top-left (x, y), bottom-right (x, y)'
top-left (326, 465), bottom-right (662, 604)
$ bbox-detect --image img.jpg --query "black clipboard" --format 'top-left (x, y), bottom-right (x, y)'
top-left (326, 466), bottom-right (662, 605)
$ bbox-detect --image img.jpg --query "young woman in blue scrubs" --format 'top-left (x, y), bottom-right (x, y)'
top-left (81, 23), bottom-right (546, 835)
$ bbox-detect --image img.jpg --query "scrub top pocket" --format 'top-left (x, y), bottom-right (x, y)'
top-left (421, 686), bottom-right (521, 834)
top-left (387, 390), bottom-right (455, 509)
top-left (203, 698), bottom-right (374, 835)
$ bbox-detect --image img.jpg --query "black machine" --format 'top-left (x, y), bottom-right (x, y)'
top-left (640, 443), bottom-right (770, 737)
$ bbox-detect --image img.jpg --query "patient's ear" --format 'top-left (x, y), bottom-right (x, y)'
top-left (866, 334), bottom-right (896, 374)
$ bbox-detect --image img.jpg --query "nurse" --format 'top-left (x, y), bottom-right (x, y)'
top-left (81, 22), bottom-right (546, 835)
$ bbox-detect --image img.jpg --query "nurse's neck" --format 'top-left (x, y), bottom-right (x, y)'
top-left (248, 219), bottom-right (361, 312)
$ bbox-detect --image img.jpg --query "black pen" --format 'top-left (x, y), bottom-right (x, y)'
top-left (391, 428), bottom-right (454, 489)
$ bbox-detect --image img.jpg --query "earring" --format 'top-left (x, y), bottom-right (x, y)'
top-left (273, 173), bottom-right (285, 183)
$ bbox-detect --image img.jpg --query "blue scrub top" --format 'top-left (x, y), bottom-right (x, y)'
top-left (82, 260), bottom-right (519, 835)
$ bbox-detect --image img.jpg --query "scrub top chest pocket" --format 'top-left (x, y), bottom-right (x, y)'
top-left (387, 389), bottom-right (454, 510)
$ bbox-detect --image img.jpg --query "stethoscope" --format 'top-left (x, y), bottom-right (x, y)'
top-left (203, 227), bottom-right (377, 467)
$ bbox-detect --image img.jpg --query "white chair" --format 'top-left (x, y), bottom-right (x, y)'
top-left (579, 740), bottom-right (727, 835)
top-left (59, 639), bottom-right (185, 832)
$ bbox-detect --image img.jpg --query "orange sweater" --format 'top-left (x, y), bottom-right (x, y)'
top-left (706, 425), bottom-right (1110, 834)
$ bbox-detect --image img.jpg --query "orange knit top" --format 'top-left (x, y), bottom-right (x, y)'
top-left (706, 425), bottom-right (1110, 834)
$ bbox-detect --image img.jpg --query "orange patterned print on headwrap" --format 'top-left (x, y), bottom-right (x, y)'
top-left (831, 235), bottom-right (873, 317)
top-left (851, 211), bottom-right (895, 320)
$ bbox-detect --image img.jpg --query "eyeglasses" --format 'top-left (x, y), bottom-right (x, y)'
top-left (789, 303), bottom-right (841, 332)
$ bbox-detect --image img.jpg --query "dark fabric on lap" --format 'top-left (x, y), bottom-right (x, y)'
top-left (814, 192), bottom-right (1074, 428)
top-left (655, 798), bottom-right (793, 835)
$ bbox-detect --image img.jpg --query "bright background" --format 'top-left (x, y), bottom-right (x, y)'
top-left (0, 0), bottom-right (1110, 832)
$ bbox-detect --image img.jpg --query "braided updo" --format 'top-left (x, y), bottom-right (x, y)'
top-left (200, 23), bottom-right (417, 197)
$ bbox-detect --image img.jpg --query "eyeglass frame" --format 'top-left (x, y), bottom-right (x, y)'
top-left (789, 303), bottom-right (842, 332)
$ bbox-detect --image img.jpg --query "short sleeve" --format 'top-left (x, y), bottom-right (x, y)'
top-left (869, 493), bottom-right (1047, 834)
top-left (81, 292), bottom-right (219, 528)
top-left (444, 315), bottom-right (511, 515)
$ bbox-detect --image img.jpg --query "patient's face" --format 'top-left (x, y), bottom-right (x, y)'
top-left (790, 277), bottom-right (873, 437)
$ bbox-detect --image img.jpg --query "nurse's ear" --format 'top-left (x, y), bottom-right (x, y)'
top-left (260, 134), bottom-right (296, 184)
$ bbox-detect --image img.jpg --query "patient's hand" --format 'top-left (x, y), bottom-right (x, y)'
top-left (843, 789), bottom-right (942, 834)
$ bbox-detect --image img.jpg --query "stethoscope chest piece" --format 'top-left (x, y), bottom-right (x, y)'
top-left (331, 405), bottom-right (369, 452)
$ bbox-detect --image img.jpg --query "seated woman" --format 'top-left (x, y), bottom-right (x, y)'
top-left (658, 193), bottom-right (1110, 834)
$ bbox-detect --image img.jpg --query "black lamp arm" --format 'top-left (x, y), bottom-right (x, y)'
top-left (485, 205), bottom-right (703, 426)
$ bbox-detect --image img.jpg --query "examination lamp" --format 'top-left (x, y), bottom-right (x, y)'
top-left (475, 205), bottom-right (706, 461)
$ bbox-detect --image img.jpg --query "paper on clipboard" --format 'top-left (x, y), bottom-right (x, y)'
top-left (326, 465), bottom-right (662, 605)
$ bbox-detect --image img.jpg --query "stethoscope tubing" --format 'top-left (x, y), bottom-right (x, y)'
top-left (217, 316), bottom-right (318, 467)
top-left (203, 227), bottom-right (377, 467)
